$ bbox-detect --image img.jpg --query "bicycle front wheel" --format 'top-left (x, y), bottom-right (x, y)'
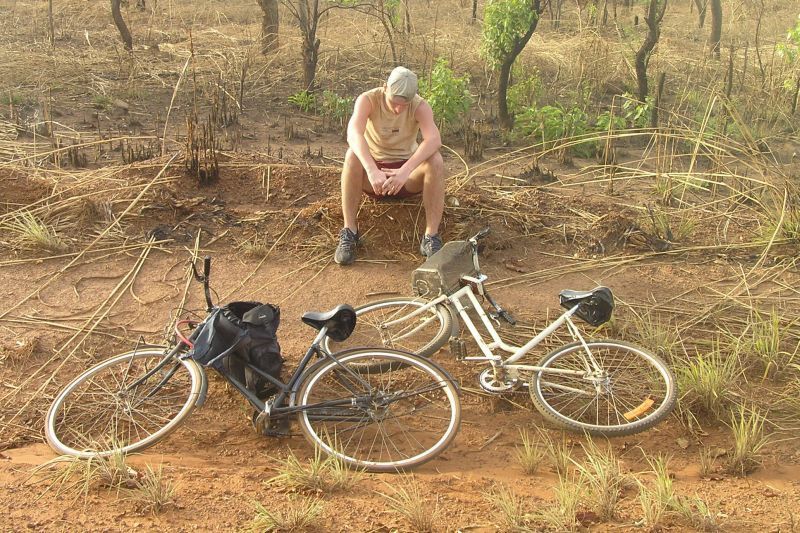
top-left (295, 348), bottom-right (461, 472)
top-left (45, 346), bottom-right (204, 457)
top-left (323, 297), bottom-right (453, 362)
top-left (530, 340), bottom-right (676, 436)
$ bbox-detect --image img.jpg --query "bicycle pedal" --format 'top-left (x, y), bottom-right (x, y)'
top-left (253, 412), bottom-right (291, 437)
top-left (262, 426), bottom-right (293, 437)
top-left (449, 337), bottom-right (467, 360)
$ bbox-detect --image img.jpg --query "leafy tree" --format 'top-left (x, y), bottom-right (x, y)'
top-left (481, 0), bottom-right (544, 129)
top-left (419, 58), bottom-right (471, 131)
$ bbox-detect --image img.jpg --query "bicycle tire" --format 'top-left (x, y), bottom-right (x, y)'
top-left (323, 298), bottom-right (453, 371)
top-left (529, 340), bottom-right (676, 437)
top-left (295, 348), bottom-right (461, 472)
top-left (45, 346), bottom-right (204, 457)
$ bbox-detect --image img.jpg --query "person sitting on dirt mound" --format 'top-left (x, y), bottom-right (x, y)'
top-left (335, 66), bottom-right (445, 266)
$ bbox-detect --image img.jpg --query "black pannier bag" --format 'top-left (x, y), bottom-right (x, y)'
top-left (189, 301), bottom-right (284, 399)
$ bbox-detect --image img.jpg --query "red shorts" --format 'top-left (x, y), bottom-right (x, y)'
top-left (364, 159), bottom-right (421, 199)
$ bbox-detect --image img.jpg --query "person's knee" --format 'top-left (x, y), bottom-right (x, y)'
top-left (424, 152), bottom-right (445, 183)
top-left (426, 152), bottom-right (444, 179)
top-left (342, 149), bottom-right (365, 182)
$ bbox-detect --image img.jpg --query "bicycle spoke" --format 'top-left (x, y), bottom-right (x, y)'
top-left (532, 341), bottom-right (675, 435)
top-left (299, 350), bottom-right (458, 470)
top-left (49, 350), bottom-right (197, 455)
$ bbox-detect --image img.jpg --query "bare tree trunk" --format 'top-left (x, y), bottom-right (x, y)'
top-left (650, 71), bottom-right (666, 127)
top-left (257, 0), bottom-right (279, 53)
top-left (708, 0), bottom-right (721, 59)
top-left (47, 0), bottom-right (55, 48)
top-left (693, 0), bottom-right (707, 28)
top-left (111, 0), bottom-right (133, 51)
top-left (472, 0), bottom-right (478, 22)
top-left (498, 0), bottom-right (542, 129)
top-left (298, 0), bottom-right (320, 91)
top-left (634, 0), bottom-right (667, 103)
top-left (377, 7), bottom-right (398, 63)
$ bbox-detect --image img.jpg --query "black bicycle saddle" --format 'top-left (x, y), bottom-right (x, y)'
top-left (301, 304), bottom-right (357, 342)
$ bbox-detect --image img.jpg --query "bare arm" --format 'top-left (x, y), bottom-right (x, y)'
top-left (346, 94), bottom-right (386, 194)
top-left (400, 101), bottom-right (442, 175)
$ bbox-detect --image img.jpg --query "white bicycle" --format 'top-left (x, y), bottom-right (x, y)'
top-left (325, 228), bottom-right (677, 437)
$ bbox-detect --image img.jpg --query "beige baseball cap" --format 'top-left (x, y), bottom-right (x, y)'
top-left (387, 66), bottom-right (418, 100)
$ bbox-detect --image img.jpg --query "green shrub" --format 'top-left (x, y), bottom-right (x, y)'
top-left (419, 58), bottom-right (471, 130)
top-left (620, 93), bottom-right (652, 128)
top-left (320, 90), bottom-right (354, 122)
top-left (595, 110), bottom-right (626, 132)
top-left (288, 90), bottom-right (316, 113)
top-left (777, 14), bottom-right (800, 63)
top-left (515, 104), bottom-right (594, 157)
top-left (508, 65), bottom-right (542, 116)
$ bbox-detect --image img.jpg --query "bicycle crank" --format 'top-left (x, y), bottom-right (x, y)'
top-left (478, 368), bottom-right (522, 393)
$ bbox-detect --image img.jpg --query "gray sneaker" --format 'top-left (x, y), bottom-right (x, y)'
top-left (335, 228), bottom-right (359, 265)
top-left (420, 233), bottom-right (443, 258)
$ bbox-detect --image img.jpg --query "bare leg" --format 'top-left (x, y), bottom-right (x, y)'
top-left (341, 148), bottom-right (367, 232)
top-left (407, 152), bottom-right (445, 236)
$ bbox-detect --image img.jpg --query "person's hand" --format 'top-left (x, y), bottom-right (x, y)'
top-left (382, 168), bottom-right (410, 195)
top-left (367, 168), bottom-right (388, 196)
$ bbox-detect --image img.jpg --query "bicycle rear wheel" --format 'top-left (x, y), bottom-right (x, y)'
top-left (529, 340), bottom-right (676, 436)
top-left (295, 348), bottom-right (461, 472)
top-left (45, 346), bottom-right (204, 457)
top-left (323, 298), bottom-right (453, 369)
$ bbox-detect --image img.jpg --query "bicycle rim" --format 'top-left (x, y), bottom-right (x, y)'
top-left (530, 340), bottom-right (676, 436)
top-left (324, 298), bottom-right (452, 359)
top-left (296, 348), bottom-right (461, 472)
top-left (45, 346), bottom-right (203, 457)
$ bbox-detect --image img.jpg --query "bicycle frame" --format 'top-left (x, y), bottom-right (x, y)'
top-left (382, 275), bottom-right (606, 387)
top-left (189, 324), bottom-right (384, 420)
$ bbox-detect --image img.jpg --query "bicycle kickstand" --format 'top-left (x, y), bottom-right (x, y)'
top-left (484, 289), bottom-right (517, 326)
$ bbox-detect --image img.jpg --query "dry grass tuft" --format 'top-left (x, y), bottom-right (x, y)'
top-left (543, 432), bottom-right (574, 477)
top-left (637, 454), bottom-right (676, 530)
top-left (516, 428), bottom-right (546, 475)
top-left (379, 478), bottom-right (439, 533)
top-left (28, 456), bottom-right (102, 503)
top-left (29, 450), bottom-right (140, 503)
top-left (249, 495), bottom-right (325, 532)
top-left (3, 210), bottom-right (68, 252)
top-left (677, 346), bottom-right (739, 420)
top-left (726, 405), bottom-right (770, 476)
top-left (625, 307), bottom-right (683, 361)
top-left (538, 474), bottom-right (584, 532)
top-left (127, 464), bottom-right (176, 514)
top-left (484, 483), bottom-right (529, 531)
top-left (573, 439), bottom-right (626, 521)
top-left (267, 448), bottom-right (360, 494)
top-left (741, 308), bottom-right (798, 380)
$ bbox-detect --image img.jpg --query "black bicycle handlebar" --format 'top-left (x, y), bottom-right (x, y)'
top-left (190, 256), bottom-right (214, 312)
top-left (472, 227), bottom-right (490, 241)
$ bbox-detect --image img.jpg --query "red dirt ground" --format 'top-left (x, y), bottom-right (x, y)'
top-left (1, 151), bottom-right (800, 532)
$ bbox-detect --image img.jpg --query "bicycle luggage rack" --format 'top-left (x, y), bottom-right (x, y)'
top-left (413, 240), bottom-right (477, 297)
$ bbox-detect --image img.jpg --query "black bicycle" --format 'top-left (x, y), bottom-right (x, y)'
top-left (45, 258), bottom-right (461, 472)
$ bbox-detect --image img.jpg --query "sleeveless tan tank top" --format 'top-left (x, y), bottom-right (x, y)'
top-left (364, 87), bottom-right (423, 162)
